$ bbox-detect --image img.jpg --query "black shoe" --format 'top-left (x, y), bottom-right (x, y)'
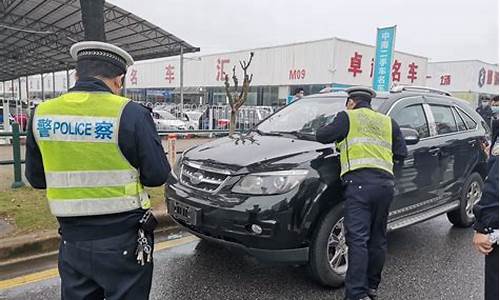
top-left (367, 289), bottom-right (378, 300)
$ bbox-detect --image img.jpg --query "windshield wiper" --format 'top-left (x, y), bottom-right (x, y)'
top-left (251, 129), bottom-right (282, 136)
top-left (269, 130), bottom-right (316, 140)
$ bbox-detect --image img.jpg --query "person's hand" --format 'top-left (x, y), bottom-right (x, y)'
top-left (480, 141), bottom-right (490, 159)
top-left (473, 232), bottom-right (493, 255)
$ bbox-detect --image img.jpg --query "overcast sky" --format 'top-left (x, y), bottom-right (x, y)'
top-left (111, 0), bottom-right (499, 63)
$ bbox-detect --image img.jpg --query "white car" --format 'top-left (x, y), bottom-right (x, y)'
top-left (152, 110), bottom-right (187, 131)
top-left (182, 111), bottom-right (203, 130)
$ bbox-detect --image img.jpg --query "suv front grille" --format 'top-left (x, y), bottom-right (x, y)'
top-left (180, 161), bottom-right (230, 193)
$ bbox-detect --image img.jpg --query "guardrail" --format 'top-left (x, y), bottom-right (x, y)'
top-left (0, 125), bottom-right (235, 189)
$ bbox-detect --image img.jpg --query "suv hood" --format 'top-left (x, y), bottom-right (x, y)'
top-left (184, 133), bottom-right (329, 168)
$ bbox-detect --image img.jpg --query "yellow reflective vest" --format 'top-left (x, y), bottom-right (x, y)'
top-left (337, 108), bottom-right (394, 177)
top-left (33, 92), bottom-right (150, 217)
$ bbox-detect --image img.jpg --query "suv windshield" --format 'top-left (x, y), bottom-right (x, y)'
top-left (257, 96), bottom-right (385, 138)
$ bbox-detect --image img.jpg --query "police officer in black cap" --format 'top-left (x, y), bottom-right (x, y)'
top-left (317, 86), bottom-right (407, 300)
top-left (26, 41), bottom-right (170, 299)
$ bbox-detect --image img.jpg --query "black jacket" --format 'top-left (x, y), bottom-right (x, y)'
top-left (25, 78), bottom-right (170, 240)
top-left (476, 106), bottom-right (493, 127)
top-left (316, 101), bottom-right (408, 184)
top-left (473, 156), bottom-right (499, 234)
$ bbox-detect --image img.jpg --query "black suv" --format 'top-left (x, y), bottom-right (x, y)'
top-left (165, 86), bottom-right (489, 287)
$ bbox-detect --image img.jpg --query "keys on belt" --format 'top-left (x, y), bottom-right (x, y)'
top-left (135, 228), bottom-right (152, 265)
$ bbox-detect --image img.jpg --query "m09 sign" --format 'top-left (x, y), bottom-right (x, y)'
top-left (289, 69), bottom-right (306, 80)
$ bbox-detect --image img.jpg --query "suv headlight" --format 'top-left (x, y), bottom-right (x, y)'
top-left (171, 152), bottom-right (184, 179)
top-left (232, 170), bottom-right (308, 195)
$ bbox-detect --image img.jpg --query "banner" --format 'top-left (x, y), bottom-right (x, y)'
top-left (373, 26), bottom-right (397, 91)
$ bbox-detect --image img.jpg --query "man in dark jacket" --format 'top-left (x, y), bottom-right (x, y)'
top-left (25, 41), bottom-right (170, 300)
top-left (316, 86), bottom-right (407, 300)
top-left (477, 98), bottom-right (494, 127)
top-left (473, 154), bottom-right (499, 300)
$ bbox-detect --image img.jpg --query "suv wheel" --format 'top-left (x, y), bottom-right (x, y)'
top-left (447, 172), bottom-right (483, 227)
top-left (308, 203), bottom-right (347, 287)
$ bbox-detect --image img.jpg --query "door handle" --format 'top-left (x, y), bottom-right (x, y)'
top-left (429, 147), bottom-right (440, 156)
top-left (468, 140), bottom-right (476, 147)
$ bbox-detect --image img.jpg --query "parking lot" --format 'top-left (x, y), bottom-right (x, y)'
top-left (0, 215), bottom-right (483, 300)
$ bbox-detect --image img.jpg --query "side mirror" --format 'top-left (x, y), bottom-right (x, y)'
top-left (401, 128), bottom-right (420, 145)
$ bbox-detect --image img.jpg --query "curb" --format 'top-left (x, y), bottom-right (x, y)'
top-left (0, 210), bottom-right (177, 264)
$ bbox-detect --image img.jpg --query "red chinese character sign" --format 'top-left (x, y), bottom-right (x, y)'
top-left (165, 65), bottom-right (175, 84)
top-left (216, 58), bottom-right (230, 81)
top-left (392, 60), bottom-right (402, 82)
top-left (407, 62), bottom-right (418, 83)
top-left (129, 69), bottom-right (138, 86)
top-left (440, 74), bottom-right (451, 86)
top-left (348, 52), bottom-right (363, 77)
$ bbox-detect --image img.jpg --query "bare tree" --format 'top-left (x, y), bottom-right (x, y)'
top-left (224, 52), bottom-right (254, 135)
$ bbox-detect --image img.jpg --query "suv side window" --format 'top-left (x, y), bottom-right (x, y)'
top-left (456, 108), bottom-right (478, 130)
top-left (429, 105), bottom-right (458, 135)
top-left (392, 104), bottom-right (430, 138)
top-left (452, 107), bottom-right (467, 131)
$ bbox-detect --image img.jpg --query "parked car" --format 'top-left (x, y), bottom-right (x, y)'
top-left (183, 111), bottom-right (204, 130)
top-left (152, 110), bottom-right (187, 131)
top-left (165, 86), bottom-right (489, 287)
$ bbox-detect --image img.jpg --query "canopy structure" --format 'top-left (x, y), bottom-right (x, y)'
top-left (0, 0), bottom-right (199, 82)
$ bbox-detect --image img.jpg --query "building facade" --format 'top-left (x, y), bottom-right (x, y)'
top-left (2, 37), bottom-right (429, 107)
top-left (124, 37), bottom-right (428, 106)
top-left (427, 60), bottom-right (499, 106)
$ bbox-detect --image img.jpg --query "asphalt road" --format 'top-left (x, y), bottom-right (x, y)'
top-left (0, 215), bottom-right (484, 300)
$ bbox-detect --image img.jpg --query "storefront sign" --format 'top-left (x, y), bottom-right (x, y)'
top-left (373, 26), bottom-right (397, 91)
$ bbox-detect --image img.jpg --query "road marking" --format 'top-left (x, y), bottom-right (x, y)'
top-left (0, 235), bottom-right (199, 290)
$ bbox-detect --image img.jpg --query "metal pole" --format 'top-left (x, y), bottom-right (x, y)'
top-left (52, 72), bottom-right (56, 97)
top-left (41, 73), bottom-right (45, 101)
top-left (180, 46), bottom-right (184, 113)
top-left (17, 78), bottom-right (22, 131)
top-left (11, 122), bottom-right (25, 188)
top-left (66, 68), bottom-right (70, 91)
top-left (2, 81), bottom-right (10, 132)
top-left (26, 76), bottom-right (30, 118)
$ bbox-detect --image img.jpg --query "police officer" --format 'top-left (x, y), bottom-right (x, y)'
top-left (316, 86), bottom-right (407, 300)
top-left (473, 154), bottom-right (498, 300)
top-left (25, 41), bottom-right (170, 299)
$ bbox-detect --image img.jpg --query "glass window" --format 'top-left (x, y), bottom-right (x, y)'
top-left (452, 107), bottom-right (467, 131)
top-left (391, 104), bottom-right (430, 138)
top-left (456, 108), bottom-right (478, 130)
top-left (429, 105), bottom-right (458, 135)
top-left (257, 96), bottom-right (356, 136)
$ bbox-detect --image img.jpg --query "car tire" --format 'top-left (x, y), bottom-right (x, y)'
top-left (308, 203), bottom-right (347, 287)
top-left (447, 172), bottom-right (483, 227)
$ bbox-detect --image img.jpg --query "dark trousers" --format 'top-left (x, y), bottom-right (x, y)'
top-left (485, 245), bottom-right (499, 300)
top-left (58, 229), bottom-right (154, 300)
top-left (344, 182), bottom-right (394, 300)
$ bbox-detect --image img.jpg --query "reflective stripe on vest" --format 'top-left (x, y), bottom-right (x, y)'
top-left (33, 92), bottom-right (150, 217)
top-left (338, 108), bottom-right (394, 177)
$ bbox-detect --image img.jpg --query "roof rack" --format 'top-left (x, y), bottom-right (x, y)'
top-left (390, 86), bottom-right (451, 96)
top-left (319, 87), bottom-right (348, 94)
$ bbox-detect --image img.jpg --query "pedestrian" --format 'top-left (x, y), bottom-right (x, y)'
top-left (476, 97), bottom-right (494, 127)
top-left (316, 86), bottom-right (407, 300)
top-left (489, 95), bottom-right (498, 150)
top-left (293, 87), bottom-right (305, 101)
top-left (472, 154), bottom-right (498, 300)
top-left (25, 41), bottom-right (170, 300)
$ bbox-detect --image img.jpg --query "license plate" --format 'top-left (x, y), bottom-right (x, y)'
top-left (170, 200), bottom-right (201, 226)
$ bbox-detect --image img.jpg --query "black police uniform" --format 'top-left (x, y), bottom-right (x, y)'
top-left (25, 78), bottom-right (170, 299)
top-left (473, 155), bottom-right (499, 300)
top-left (317, 98), bottom-right (407, 300)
